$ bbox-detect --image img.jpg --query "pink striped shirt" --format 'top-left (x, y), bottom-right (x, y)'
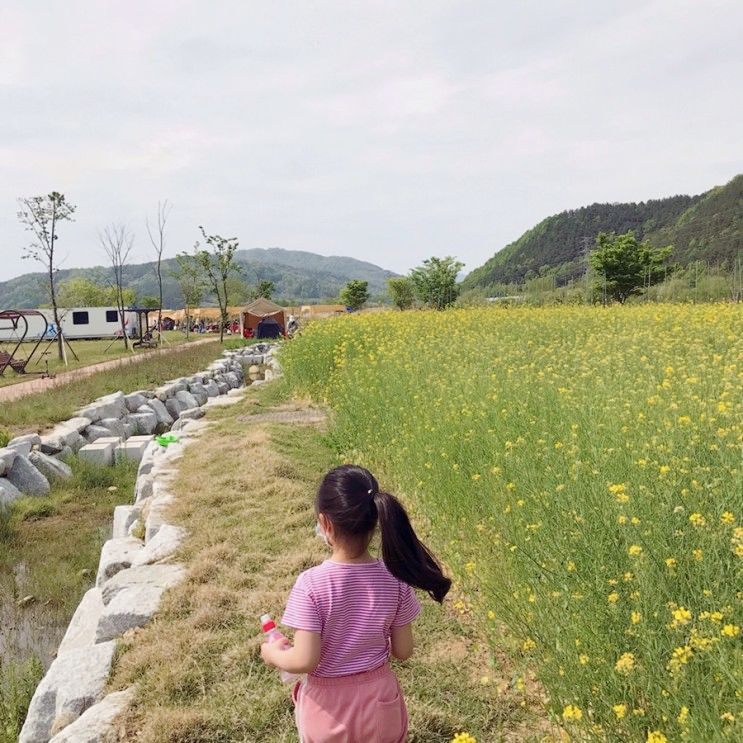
top-left (281, 558), bottom-right (421, 678)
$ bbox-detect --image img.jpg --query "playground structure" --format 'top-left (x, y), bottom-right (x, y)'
top-left (0, 309), bottom-right (50, 376)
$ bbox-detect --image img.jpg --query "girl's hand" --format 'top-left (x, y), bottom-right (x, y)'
top-left (261, 638), bottom-right (290, 667)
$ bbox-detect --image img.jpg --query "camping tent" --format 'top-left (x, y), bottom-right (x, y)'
top-left (240, 298), bottom-right (286, 338)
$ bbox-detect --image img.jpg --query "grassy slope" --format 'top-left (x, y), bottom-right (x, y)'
top-left (108, 382), bottom-right (552, 742)
top-left (0, 340), bottom-right (222, 435)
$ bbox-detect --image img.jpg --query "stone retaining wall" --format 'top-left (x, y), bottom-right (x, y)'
top-left (15, 343), bottom-right (282, 743)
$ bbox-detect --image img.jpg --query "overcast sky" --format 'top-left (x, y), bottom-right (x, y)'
top-left (1, 0), bottom-right (741, 282)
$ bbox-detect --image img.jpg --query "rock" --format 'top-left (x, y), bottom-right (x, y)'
top-left (6, 455), bottom-right (50, 496)
top-left (224, 372), bottom-right (240, 388)
top-left (28, 451), bottom-right (72, 481)
top-left (0, 477), bottom-right (23, 508)
top-left (41, 424), bottom-right (87, 453)
top-left (175, 389), bottom-right (198, 409)
top-left (131, 525), bottom-right (187, 566)
top-left (77, 392), bottom-right (126, 423)
top-left (83, 425), bottom-right (114, 443)
top-left (122, 422), bottom-right (136, 438)
top-left (96, 538), bottom-right (144, 586)
top-left (48, 687), bottom-right (136, 743)
top-left (96, 564), bottom-right (186, 641)
top-left (178, 407), bottom-right (204, 422)
top-left (134, 471), bottom-right (155, 503)
top-left (66, 417), bottom-right (96, 434)
top-left (97, 418), bottom-right (127, 439)
top-left (56, 588), bottom-right (104, 657)
top-left (216, 379), bottom-right (230, 395)
top-left (204, 379), bottom-right (219, 397)
top-left (124, 392), bottom-right (148, 412)
top-left (54, 447), bottom-right (74, 463)
top-left (18, 642), bottom-right (117, 743)
top-left (146, 397), bottom-right (174, 427)
top-left (187, 382), bottom-right (208, 405)
top-left (125, 408), bottom-right (157, 435)
top-left (112, 505), bottom-right (140, 539)
top-left (143, 484), bottom-right (176, 540)
top-left (7, 433), bottom-right (42, 457)
top-left (0, 447), bottom-right (18, 476)
top-left (227, 388), bottom-right (246, 398)
top-left (164, 397), bottom-right (186, 419)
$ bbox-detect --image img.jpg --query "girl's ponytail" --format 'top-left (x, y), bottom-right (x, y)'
top-left (373, 490), bottom-right (451, 603)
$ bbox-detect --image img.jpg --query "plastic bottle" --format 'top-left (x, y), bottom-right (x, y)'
top-left (260, 614), bottom-right (299, 683)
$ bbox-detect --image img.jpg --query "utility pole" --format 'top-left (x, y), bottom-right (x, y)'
top-left (582, 236), bottom-right (592, 303)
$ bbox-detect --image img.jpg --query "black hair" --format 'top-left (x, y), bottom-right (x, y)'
top-left (316, 464), bottom-right (451, 603)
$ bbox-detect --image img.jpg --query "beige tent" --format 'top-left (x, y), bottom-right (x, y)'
top-left (241, 298), bottom-right (286, 338)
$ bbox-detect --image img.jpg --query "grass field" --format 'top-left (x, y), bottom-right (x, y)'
top-left (281, 304), bottom-right (743, 742)
top-left (0, 340), bottom-right (223, 435)
top-left (0, 331), bottom-right (211, 389)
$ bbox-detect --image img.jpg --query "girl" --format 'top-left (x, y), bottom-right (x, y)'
top-left (261, 464), bottom-right (451, 742)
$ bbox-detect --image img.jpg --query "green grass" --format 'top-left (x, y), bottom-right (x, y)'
top-left (280, 305), bottom-right (743, 743)
top-left (0, 331), bottom-right (205, 389)
top-left (1, 340), bottom-right (222, 435)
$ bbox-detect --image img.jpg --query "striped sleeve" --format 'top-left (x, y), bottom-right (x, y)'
top-left (391, 581), bottom-right (421, 628)
top-left (281, 572), bottom-right (322, 633)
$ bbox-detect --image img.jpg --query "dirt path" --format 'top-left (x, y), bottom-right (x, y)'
top-left (0, 339), bottom-right (214, 403)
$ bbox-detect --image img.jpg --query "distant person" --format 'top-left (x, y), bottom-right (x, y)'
top-left (287, 314), bottom-right (299, 337)
top-left (260, 464), bottom-right (451, 742)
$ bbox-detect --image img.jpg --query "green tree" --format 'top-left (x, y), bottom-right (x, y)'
top-left (589, 231), bottom-right (673, 303)
top-left (340, 279), bottom-right (369, 311)
top-left (257, 280), bottom-right (275, 299)
top-left (138, 296), bottom-right (161, 310)
top-left (197, 226), bottom-right (241, 342)
top-left (410, 256), bottom-right (464, 310)
top-left (171, 248), bottom-right (206, 339)
top-left (387, 277), bottom-right (415, 310)
top-left (57, 276), bottom-right (134, 307)
top-left (17, 192), bottom-right (77, 361)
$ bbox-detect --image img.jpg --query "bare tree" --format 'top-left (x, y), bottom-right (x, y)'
top-left (197, 226), bottom-right (241, 343)
top-left (146, 200), bottom-right (172, 346)
top-left (17, 192), bottom-right (76, 361)
top-left (100, 224), bottom-right (134, 349)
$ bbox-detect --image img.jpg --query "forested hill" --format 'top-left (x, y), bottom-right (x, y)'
top-left (0, 248), bottom-right (397, 309)
top-left (461, 174), bottom-right (742, 290)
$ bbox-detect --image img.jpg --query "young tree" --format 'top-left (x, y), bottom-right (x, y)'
top-left (17, 192), bottom-right (77, 361)
top-left (146, 200), bottom-right (172, 344)
top-left (196, 226), bottom-right (241, 342)
top-left (257, 279), bottom-right (275, 299)
top-left (410, 256), bottom-right (463, 310)
top-left (387, 276), bottom-right (415, 310)
top-left (340, 279), bottom-right (369, 310)
top-left (100, 224), bottom-right (134, 349)
top-left (171, 247), bottom-right (206, 339)
top-left (589, 231), bottom-right (673, 303)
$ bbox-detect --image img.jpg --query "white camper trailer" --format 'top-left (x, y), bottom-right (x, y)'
top-left (0, 307), bottom-right (141, 341)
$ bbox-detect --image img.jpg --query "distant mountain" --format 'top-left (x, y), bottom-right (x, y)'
top-left (461, 174), bottom-right (742, 291)
top-left (0, 248), bottom-right (398, 309)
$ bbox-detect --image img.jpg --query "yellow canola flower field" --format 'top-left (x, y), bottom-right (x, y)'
top-left (281, 304), bottom-right (742, 742)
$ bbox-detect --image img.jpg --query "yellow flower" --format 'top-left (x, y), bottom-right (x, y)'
top-left (615, 652), bottom-right (635, 674)
top-left (671, 606), bottom-right (692, 627)
top-left (692, 548), bottom-right (703, 561)
top-left (566, 560), bottom-right (576, 572)
top-left (668, 645), bottom-right (693, 674)
top-left (579, 654), bottom-right (589, 665)
top-left (608, 592), bottom-right (620, 604)
top-left (665, 557), bottom-right (677, 568)
top-left (631, 611), bottom-right (642, 625)
top-left (721, 511), bottom-right (735, 525)
top-left (612, 703), bottom-right (627, 719)
top-left (487, 610), bottom-right (496, 620)
top-left (720, 712), bottom-right (735, 722)
top-left (677, 706), bottom-right (689, 725)
top-left (628, 545), bottom-right (643, 557)
top-left (465, 561), bottom-right (476, 574)
top-left (659, 465), bottom-right (670, 476)
top-left (452, 733), bottom-right (477, 743)
top-left (522, 638), bottom-right (536, 652)
top-left (721, 624), bottom-right (740, 638)
top-left (562, 704), bottom-right (582, 721)
top-left (689, 512), bottom-right (706, 527)
top-left (618, 515), bottom-right (628, 525)
top-left (647, 731), bottom-right (668, 743)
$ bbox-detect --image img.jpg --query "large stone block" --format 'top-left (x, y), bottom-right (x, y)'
top-left (112, 505), bottom-right (139, 539)
top-left (77, 392), bottom-right (126, 423)
top-left (224, 371), bottom-right (240, 388)
top-left (83, 425), bottom-right (113, 443)
top-left (204, 379), bottom-right (219, 397)
top-left (40, 423), bottom-right (88, 453)
top-left (48, 687), bottom-right (135, 743)
top-left (0, 447), bottom-right (17, 476)
top-left (98, 418), bottom-right (127, 438)
top-left (178, 407), bottom-right (205, 422)
top-left (125, 408), bottom-right (157, 435)
top-left (187, 382), bottom-right (208, 405)
top-left (164, 397), bottom-right (186, 420)
top-left (115, 436), bottom-right (151, 463)
top-left (96, 537), bottom-right (144, 586)
top-left (6, 454), bottom-right (50, 496)
top-left (0, 477), bottom-right (23, 508)
top-left (19, 641), bottom-right (117, 743)
top-left (78, 442), bottom-right (115, 466)
top-left (146, 397), bottom-right (174, 427)
top-left (56, 587), bottom-right (104, 657)
top-left (96, 564), bottom-right (185, 641)
top-left (124, 392), bottom-right (148, 412)
top-left (175, 389), bottom-right (198, 409)
top-left (132, 524), bottom-right (187, 566)
top-left (28, 451), bottom-right (72, 481)
top-left (7, 433), bottom-right (42, 457)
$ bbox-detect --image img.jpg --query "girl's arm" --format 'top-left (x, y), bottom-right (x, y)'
top-left (390, 623), bottom-right (414, 660)
top-left (261, 630), bottom-right (321, 674)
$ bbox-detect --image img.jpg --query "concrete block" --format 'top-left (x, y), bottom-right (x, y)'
top-left (114, 436), bottom-right (151, 463)
top-left (78, 442), bottom-right (115, 466)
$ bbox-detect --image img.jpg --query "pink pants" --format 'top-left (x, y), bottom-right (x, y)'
top-left (293, 663), bottom-right (408, 742)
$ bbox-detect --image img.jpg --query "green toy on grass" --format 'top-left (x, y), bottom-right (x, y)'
top-left (155, 433), bottom-right (179, 447)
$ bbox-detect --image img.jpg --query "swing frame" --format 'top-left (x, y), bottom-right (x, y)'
top-left (0, 309), bottom-right (49, 376)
